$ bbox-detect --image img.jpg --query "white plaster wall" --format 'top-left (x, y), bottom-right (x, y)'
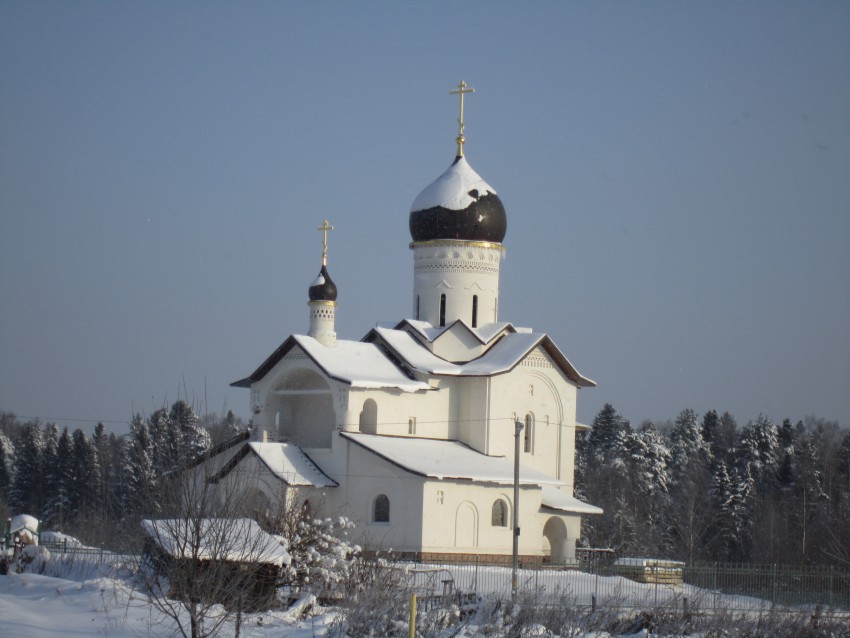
top-left (346, 385), bottom-right (453, 440)
top-left (412, 241), bottom-right (504, 328)
top-left (486, 349), bottom-right (578, 483)
top-left (420, 481), bottom-right (547, 556)
top-left (311, 435), bottom-right (425, 553)
top-left (429, 325), bottom-right (488, 362)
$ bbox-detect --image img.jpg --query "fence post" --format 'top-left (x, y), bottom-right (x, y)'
top-left (683, 596), bottom-right (689, 619)
top-left (409, 593), bottom-right (416, 638)
top-left (591, 593), bottom-right (596, 612)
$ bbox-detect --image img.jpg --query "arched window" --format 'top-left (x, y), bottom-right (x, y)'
top-left (524, 413), bottom-right (534, 453)
top-left (359, 399), bottom-right (378, 434)
top-left (472, 295), bottom-right (478, 328)
top-left (373, 494), bottom-right (390, 523)
top-left (491, 499), bottom-right (508, 527)
top-left (439, 294), bottom-right (447, 327)
top-left (415, 295), bottom-right (420, 320)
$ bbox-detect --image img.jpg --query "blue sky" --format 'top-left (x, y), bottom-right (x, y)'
top-left (1, 1), bottom-right (848, 432)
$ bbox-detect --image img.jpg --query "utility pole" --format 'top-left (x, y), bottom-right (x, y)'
top-left (512, 418), bottom-right (524, 601)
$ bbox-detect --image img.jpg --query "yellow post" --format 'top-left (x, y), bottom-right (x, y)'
top-left (409, 592), bottom-right (417, 638)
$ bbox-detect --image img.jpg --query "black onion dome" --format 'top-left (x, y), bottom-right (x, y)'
top-left (409, 156), bottom-right (507, 243)
top-left (308, 265), bottom-right (337, 302)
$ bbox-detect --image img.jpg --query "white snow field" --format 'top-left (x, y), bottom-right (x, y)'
top-left (1, 554), bottom-right (845, 637)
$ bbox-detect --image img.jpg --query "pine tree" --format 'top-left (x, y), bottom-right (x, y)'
top-left (624, 422), bottom-right (672, 555)
top-left (40, 424), bottom-right (60, 523)
top-left (0, 430), bottom-right (14, 501)
top-left (7, 422), bottom-right (44, 514)
top-left (585, 403), bottom-right (630, 461)
top-left (737, 414), bottom-right (779, 489)
top-left (71, 428), bottom-right (99, 517)
top-left (669, 408), bottom-right (711, 475)
top-left (122, 414), bottom-right (157, 516)
top-left (92, 422), bottom-right (111, 516)
top-left (48, 428), bottom-right (75, 528)
top-left (170, 400), bottom-right (210, 464)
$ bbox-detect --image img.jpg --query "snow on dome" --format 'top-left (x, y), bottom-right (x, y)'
top-left (410, 156), bottom-right (497, 212)
top-left (409, 156), bottom-right (507, 243)
top-left (308, 265), bottom-right (337, 302)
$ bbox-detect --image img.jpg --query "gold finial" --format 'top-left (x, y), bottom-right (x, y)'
top-left (449, 80), bottom-right (475, 157)
top-left (317, 219), bottom-right (334, 266)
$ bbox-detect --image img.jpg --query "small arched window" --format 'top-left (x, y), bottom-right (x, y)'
top-left (439, 294), bottom-right (447, 327)
top-left (373, 494), bottom-right (390, 523)
top-left (491, 499), bottom-right (508, 527)
top-left (359, 399), bottom-right (378, 434)
top-left (471, 295), bottom-right (478, 328)
top-left (524, 413), bottom-right (534, 453)
top-left (415, 295), bottom-right (420, 320)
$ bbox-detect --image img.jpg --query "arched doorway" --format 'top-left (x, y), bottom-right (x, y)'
top-left (454, 502), bottom-right (478, 548)
top-left (543, 516), bottom-right (569, 564)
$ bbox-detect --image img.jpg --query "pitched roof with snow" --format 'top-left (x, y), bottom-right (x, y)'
top-left (231, 334), bottom-right (430, 391)
top-left (341, 432), bottom-right (563, 486)
top-left (141, 518), bottom-right (291, 566)
top-left (208, 441), bottom-right (337, 487)
top-left (372, 324), bottom-right (595, 386)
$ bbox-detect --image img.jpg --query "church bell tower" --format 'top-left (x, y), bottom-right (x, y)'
top-left (409, 81), bottom-right (507, 329)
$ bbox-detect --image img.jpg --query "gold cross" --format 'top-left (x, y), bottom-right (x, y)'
top-left (449, 80), bottom-right (475, 157)
top-left (317, 219), bottom-right (334, 265)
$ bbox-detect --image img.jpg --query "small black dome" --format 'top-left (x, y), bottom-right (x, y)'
top-left (409, 156), bottom-right (506, 244)
top-left (308, 265), bottom-right (337, 302)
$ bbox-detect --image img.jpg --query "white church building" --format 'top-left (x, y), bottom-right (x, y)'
top-left (211, 87), bottom-right (601, 563)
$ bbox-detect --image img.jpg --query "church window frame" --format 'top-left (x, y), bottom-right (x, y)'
top-left (524, 413), bottom-right (534, 454)
top-left (372, 494), bottom-right (390, 524)
top-left (491, 499), bottom-right (508, 527)
top-left (472, 295), bottom-right (478, 328)
top-left (408, 417), bottom-right (416, 435)
top-left (439, 294), bottom-right (447, 327)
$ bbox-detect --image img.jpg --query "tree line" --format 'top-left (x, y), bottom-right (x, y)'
top-left (575, 404), bottom-right (850, 566)
top-left (2, 403), bottom-right (849, 566)
top-left (0, 404), bottom-right (244, 548)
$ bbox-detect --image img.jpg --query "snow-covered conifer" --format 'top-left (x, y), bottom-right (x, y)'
top-left (7, 422), bottom-right (44, 514)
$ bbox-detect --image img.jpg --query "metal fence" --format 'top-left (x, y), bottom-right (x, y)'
top-left (36, 541), bottom-right (850, 616)
top-left (403, 559), bottom-right (850, 616)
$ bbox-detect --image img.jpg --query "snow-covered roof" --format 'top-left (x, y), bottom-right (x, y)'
top-left (410, 156), bottom-right (497, 212)
top-left (233, 322), bottom-right (594, 389)
top-left (398, 319), bottom-right (511, 345)
top-left (231, 334), bottom-right (430, 392)
top-left (10, 514), bottom-right (39, 536)
top-left (249, 442), bottom-right (337, 487)
top-left (294, 335), bottom-right (428, 391)
top-left (373, 325), bottom-right (595, 386)
top-left (341, 432), bottom-right (563, 486)
top-left (208, 441), bottom-right (338, 487)
top-left (540, 485), bottom-right (603, 515)
top-left (141, 518), bottom-right (291, 566)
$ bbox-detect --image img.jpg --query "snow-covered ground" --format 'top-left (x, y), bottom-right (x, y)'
top-left (0, 570), bottom-right (336, 638)
top-left (1, 553), bottom-right (846, 637)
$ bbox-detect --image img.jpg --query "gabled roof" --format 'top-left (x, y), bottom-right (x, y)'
top-left (341, 432), bottom-right (563, 486)
top-left (208, 441), bottom-right (337, 487)
top-left (231, 334), bottom-right (430, 392)
top-left (141, 518), bottom-right (291, 566)
top-left (369, 325), bottom-right (595, 387)
top-left (397, 318), bottom-right (513, 346)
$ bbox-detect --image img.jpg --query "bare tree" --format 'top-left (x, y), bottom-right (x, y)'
top-left (138, 463), bottom-right (290, 638)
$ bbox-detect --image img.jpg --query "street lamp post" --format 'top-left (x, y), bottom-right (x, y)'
top-left (512, 418), bottom-right (523, 601)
